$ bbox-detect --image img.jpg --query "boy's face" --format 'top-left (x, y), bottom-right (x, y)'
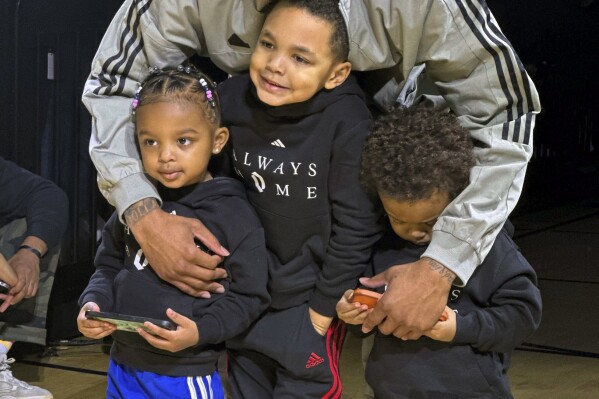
top-left (249, 5), bottom-right (350, 107)
top-left (136, 101), bottom-right (228, 188)
top-left (379, 190), bottom-right (450, 246)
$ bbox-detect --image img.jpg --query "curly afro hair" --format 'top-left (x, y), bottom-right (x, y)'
top-left (361, 106), bottom-right (475, 202)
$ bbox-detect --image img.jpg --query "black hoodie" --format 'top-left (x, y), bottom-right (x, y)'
top-left (0, 156), bottom-right (68, 248)
top-left (359, 222), bottom-right (542, 398)
top-left (219, 74), bottom-right (383, 317)
top-left (79, 177), bottom-right (269, 377)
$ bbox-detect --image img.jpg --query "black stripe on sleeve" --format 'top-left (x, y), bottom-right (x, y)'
top-left (93, 0), bottom-right (152, 96)
top-left (456, 0), bottom-right (534, 145)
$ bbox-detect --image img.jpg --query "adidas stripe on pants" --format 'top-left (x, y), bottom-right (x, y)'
top-left (227, 303), bottom-right (346, 398)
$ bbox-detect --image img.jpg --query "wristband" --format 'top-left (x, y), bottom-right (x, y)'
top-left (18, 244), bottom-right (43, 259)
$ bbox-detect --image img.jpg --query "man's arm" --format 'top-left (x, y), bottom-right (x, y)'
top-left (0, 157), bottom-right (68, 308)
top-left (82, 1), bottom-right (243, 292)
top-left (360, 0), bottom-right (540, 337)
top-left (83, 0), bottom-right (260, 215)
top-left (83, 0), bottom-right (203, 216)
top-left (0, 156), bottom-right (68, 250)
top-left (417, 0), bottom-right (540, 283)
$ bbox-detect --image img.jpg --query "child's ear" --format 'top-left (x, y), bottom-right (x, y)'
top-left (324, 61), bottom-right (352, 90)
top-left (212, 127), bottom-right (229, 154)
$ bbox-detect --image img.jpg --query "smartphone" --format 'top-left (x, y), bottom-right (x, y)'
top-left (85, 310), bottom-right (176, 335)
top-left (350, 288), bottom-right (383, 309)
top-left (0, 280), bottom-right (10, 295)
top-left (195, 238), bottom-right (215, 256)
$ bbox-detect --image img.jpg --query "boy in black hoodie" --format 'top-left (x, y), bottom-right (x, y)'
top-left (218, 0), bottom-right (383, 397)
top-left (77, 67), bottom-right (269, 399)
top-left (337, 107), bottom-right (542, 398)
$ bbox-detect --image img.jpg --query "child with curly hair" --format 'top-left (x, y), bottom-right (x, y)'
top-left (337, 107), bottom-right (542, 398)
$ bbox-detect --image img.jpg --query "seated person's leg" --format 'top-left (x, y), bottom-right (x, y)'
top-left (0, 218), bottom-right (56, 398)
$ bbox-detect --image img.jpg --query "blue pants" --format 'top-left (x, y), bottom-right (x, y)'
top-left (106, 359), bottom-right (225, 399)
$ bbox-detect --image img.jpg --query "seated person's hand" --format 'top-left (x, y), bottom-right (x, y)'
top-left (423, 306), bottom-right (457, 342)
top-left (4, 246), bottom-right (44, 309)
top-left (309, 307), bottom-right (333, 336)
top-left (77, 302), bottom-right (117, 339)
top-left (336, 289), bottom-right (372, 325)
top-left (137, 308), bottom-right (197, 353)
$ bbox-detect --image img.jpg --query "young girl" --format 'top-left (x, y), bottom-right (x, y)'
top-left (77, 66), bottom-right (269, 399)
top-left (219, 1), bottom-right (383, 397)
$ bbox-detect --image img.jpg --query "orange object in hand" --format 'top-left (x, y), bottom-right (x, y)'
top-left (350, 288), bottom-right (382, 309)
top-left (439, 310), bottom-right (449, 321)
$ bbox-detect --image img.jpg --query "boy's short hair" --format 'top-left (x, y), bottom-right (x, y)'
top-left (361, 106), bottom-right (475, 202)
top-left (265, 0), bottom-right (349, 62)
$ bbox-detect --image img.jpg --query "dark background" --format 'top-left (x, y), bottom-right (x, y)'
top-left (0, 0), bottom-right (597, 342)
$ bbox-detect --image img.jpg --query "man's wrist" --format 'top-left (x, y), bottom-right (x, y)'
top-left (18, 244), bottom-right (43, 259)
top-left (124, 198), bottom-right (160, 226)
top-left (422, 257), bottom-right (456, 286)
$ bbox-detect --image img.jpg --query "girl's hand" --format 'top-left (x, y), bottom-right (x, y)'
top-left (77, 302), bottom-right (116, 339)
top-left (137, 308), bottom-right (198, 352)
top-left (423, 306), bottom-right (457, 342)
top-left (336, 289), bottom-right (372, 325)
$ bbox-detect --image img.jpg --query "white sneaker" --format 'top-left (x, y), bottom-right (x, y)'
top-left (0, 354), bottom-right (52, 399)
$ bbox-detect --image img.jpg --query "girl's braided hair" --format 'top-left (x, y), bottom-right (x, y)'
top-left (132, 65), bottom-right (221, 127)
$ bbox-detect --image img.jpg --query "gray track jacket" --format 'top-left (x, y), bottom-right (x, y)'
top-left (82, 0), bottom-right (540, 285)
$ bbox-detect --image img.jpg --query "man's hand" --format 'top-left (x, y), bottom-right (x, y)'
top-left (125, 199), bottom-right (230, 298)
top-left (6, 248), bottom-right (41, 309)
top-left (360, 257), bottom-right (455, 340)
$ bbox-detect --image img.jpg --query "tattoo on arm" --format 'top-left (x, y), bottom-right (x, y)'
top-left (425, 258), bottom-right (456, 284)
top-left (124, 198), bottom-right (159, 226)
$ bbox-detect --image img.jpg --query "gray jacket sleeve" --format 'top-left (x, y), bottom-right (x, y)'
top-left (82, 0), bottom-right (262, 219)
top-left (84, 0), bottom-right (541, 285)
top-left (345, 0), bottom-right (541, 285)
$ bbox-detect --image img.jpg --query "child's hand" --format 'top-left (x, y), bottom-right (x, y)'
top-left (336, 290), bottom-right (372, 325)
top-left (77, 302), bottom-right (116, 339)
top-left (423, 306), bottom-right (456, 342)
top-left (137, 308), bottom-right (197, 352)
top-left (309, 307), bottom-right (333, 336)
